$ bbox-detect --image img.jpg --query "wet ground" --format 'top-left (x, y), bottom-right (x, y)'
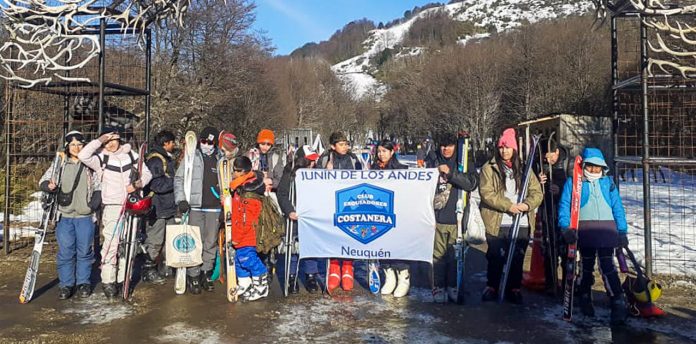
top-left (1, 245), bottom-right (695, 344)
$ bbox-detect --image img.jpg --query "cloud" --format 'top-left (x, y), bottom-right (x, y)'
top-left (262, 0), bottom-right (330, 38)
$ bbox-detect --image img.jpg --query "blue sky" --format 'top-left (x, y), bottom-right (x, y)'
top-left (253, 0), bottom-right (437, 55)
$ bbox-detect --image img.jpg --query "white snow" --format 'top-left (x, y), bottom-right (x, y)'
top-left (457, 33), bottom-right (491, 46)
top-left (330, 0), bottom-right (592, 99)
top-left (63, 294), bottom-right (134, 325)
top-left (156, 322), bottom-right (222, 344)
top-left (0, 191), bottom-right (44, 223)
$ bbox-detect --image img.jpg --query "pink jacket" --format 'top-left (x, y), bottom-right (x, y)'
top-left (79, 139), bottom-right (152, 205)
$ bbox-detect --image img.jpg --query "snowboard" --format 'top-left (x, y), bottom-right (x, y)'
top-left (498, 134), bottom-right (541, 303)
top-left (453, 133), bottom-right (470, 304)
top-left (19, 152), bottom-right (64, 304)
top-left (562, 155), bottom-right (583, 321)
top-left (368, 260), bottom-right (381, 295)
top-left (218, 157), bottom-right (237, 302)
top-left (121, 143), bottom-right (148, 300)
top-left (175, 131), bottom-right (197, 295)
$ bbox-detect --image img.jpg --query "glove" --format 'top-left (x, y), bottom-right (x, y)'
top-left (178, 200), bottom-right (190, 213)
top-left (562, 229), bottom-right (578, 245)
top-left (619, 233), bottom-right (629, 248)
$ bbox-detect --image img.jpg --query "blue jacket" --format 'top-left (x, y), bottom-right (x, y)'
top-left (558, 148), bottom-right (627, 234)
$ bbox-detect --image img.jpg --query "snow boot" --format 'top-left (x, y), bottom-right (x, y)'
top-left (102, 283), bottom-right (118, 299)
top-left (433, 287), bottom-right (447, 303)
top-left (244, 274), bottom-right (269, 301)
top-left (305, 273), bottom-right (320, 293)
top-left (610, 297), bottom-right (628, 326)
top-left (381, 268), bottom-right (397, 295)
top-left (77, 284), bottom-right (91, 298)
top-left (203, 270), bottom-right (215, 292)
top-left (505, 289), bottom-right (524, 305)
top-left (187, 274), bottom-right (202, 295)
top-left (236, 277), bottom-right (252, 297)
top-left (58, 286), bottom-right (73, 300)
top-left (142, 259), bottom-right (165, 285)
top-left (481, 286), bottom-right (497, 302)
top-left (393, 268), bottom-right (410, 298)
top-left (288, 274), bottom-right (300, 294)
top-left (328, 259), bottom-right (341, 293)
top-left (447, 287), bottom-right (459, 303)
top-left (635, 302), bottom-right (665, 317)
top-left (341, 260), bottom-right (354, 291)
top-left (578, 293), bottom-right (595, 317)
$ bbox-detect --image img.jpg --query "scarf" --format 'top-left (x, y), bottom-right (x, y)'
top-left (200, 143), bottom-right (214, 156)
top-left (584, 170), bottom-right (602, 182)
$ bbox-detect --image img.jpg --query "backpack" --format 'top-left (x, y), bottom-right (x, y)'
top-left (242, 192), bottom-right (285, 254)
top-left (146, 152), bottom-right (170, 177)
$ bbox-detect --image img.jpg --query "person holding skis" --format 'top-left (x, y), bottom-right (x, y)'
top-left (174, 126), bottom-right (221, 294)
top-left (39, 131), bottom-right (99, 299)
top-left (141, 130), bottom-right (177, 285)
top-left (229, 156), bottom-right (270, 301)
top-left (78, 127), bottom-right (152, 299)
top-left (430, 132), bottom-right (479, 303)
top-left (558, 147), bottom-right (629, 325)
top-left (479, 128), bottom-right (542, 304)
top-left (317, 131), bottom-right (362, 293)
top-left (370, 139), bottom-right (412, 297)
top-left (276, 145), bottom-right (321, 294)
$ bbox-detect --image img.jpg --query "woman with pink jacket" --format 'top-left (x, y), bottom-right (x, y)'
top-left (78, 128), bottom-right (152, 299)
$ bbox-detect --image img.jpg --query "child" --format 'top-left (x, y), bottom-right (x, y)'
top-left (229, 156), bottom-right (269, 301)
top-left (558, 147), bottom-right (629, 325)
top-left (479, 128), bottom-right (542, 304)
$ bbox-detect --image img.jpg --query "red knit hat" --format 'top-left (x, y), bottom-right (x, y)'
top-left (498, 128), bottom-right (518, 151)
top-left (219, 130), bottom-right (238, 151)
top-left (257, 129), bottom-right (275, 144)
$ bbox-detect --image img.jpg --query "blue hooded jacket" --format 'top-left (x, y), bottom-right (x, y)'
top-left (558, 148), bottom-right (628, 245)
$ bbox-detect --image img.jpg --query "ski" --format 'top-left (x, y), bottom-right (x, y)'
top-left (19, 152), bottom-right (64, 304)
top-left (498, 134), bottom-right (541, 303)
top-left (121, 143), bottom-right (148, 300)
top-left (283, 182), bottom-right (295, 297)
top-left (562, 155), bottom-right (584, 321)
top-left (175, 131), bottom-right (197, 295)
top-left (454, 132), bottom-right (470, 304)
top-left (324, 259), bottom-right (332, 296)
top-left (218, 157), bottom-right (237, 302)
top-left (368, 260), bottom-right (381, 295)
top-left (538, 135), bottom-right (558, 296)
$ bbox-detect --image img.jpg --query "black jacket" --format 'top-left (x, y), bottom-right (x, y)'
top-left (145, 145), bottom-right (177, 219)
top-left (433, 150), bottom-right (479, 225)
top-left (370, 158), bottom-right (408, 171)
top-left (317, 150), bottom-right (362, 170)
top-left (276, 168), bottom-right (296, 217)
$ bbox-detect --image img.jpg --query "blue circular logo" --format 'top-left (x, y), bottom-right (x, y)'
top-left (174, 233), bottom-right (196, 253)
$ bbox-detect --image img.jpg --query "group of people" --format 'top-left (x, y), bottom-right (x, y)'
top-left (40, 125), bottom-right (631, 324)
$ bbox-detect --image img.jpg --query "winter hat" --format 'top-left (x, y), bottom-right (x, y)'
top-left (582, 147), bottom-right (609, 172)
top-left (435, 132), bottom-right (457, 147)
top-left (256, 129), bottom-right (275, 144)
top-left (100, 126), bottom-right (126, 143)
top-left (329, 131), bottom-right (348, 145)
top-left (219, 130), bottom-right (239, 151)
top-left (296, 145), bottom-right (319, 161)
top-left (498, 128), bottom-right (518, 151)
top-left (200, 127), bottom-right (219, 146)
top-left (233, 156), bottom-right (253, 172)
top-left (64, 130), bottom-right (85, 146)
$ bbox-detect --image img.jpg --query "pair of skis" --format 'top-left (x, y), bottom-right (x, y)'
top-left (218, 155), bottom-right (238, 302)
top-left (19, 152), bottom-right (65, 304)
top-left (282, 182), bottom-right (300, 297)
top-left (498, 135), bottom-right (541, 303)
top-left (562, 156), bottom-right (583, 321)
top-left (175, 131), bottom-right (198, 294)
top-left (538, 132), bottom-right (559, 296)
top-left (453, 133), bottom-right (471, 304)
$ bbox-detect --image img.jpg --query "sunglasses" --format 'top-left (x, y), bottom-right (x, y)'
top-left (200, 139), bottom-right (214, 145)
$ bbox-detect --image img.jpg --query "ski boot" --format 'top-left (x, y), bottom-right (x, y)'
top-left (610, 296), bottom-right (628, 326)
top-left (77, 284), bottom-right (91, 298)
top-left (447, 287), bottom-right (459, 303)
top-left (505, 289), bottom-right (524, 305)
top-left (243, 274), bottom-right (269, 301)
top-left (393, 268), bottom-right (410, 298)
top-left (578, 293), bottom-right (595, 317)
top-left (433, 287), bottom-right (447, 303)
top-left (187, 274), bottom-right (202, 295)
top-left (142, 258), bottom-right (166, 285)
top-left (288, 274), bottom-right (300, 294)
top-left (236, 277), bottom-right (252, 297)
top-left (381, 268), bottom-right (397, 295)
top-left (102, 283), bottom-right (118, 299)
top-left (203, 270), bottom-right (215, 292)
top-left (305, 273), bottom-right (320, 293)
top-left (327, 260), bottom-right (341, 293)
top-left (58, 286), bottom-right (74, 300)
top-left (341, 261), bottom-right (354, 291)
top-left (481, 287), bottom-right (497, 302)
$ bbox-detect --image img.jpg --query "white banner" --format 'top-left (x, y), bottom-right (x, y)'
top-left (296, 168), bottom-right (438, 263)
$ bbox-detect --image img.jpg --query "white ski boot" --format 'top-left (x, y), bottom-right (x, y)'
top-left (236, 277), bottom-right (252, 298)
top-left (433, 287), bottom-right (447, 303)
top-left (381, 268), bottom-right (397, 295)
top-left (393, 268), bottom-right (410, 298)
top-left (243, 274), bottom-right (269, 301)
top-left (447, 287), bottom-right (458, 303)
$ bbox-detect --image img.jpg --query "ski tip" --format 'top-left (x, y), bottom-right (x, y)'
top-left (19, 295), bottom-right (27, 304)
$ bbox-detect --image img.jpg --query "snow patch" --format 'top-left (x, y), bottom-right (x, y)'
top-left (156, 322), bottom-right (222, 344)
top-left (458, 33), bottom-right (491, 46)
top-left (0, 192), bottom-right (44, 224)
top-left (63, 294), bottom-right (134, 324)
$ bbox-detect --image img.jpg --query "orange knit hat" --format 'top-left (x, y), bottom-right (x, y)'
top-left (257, 129), bottom-right (275, 144)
